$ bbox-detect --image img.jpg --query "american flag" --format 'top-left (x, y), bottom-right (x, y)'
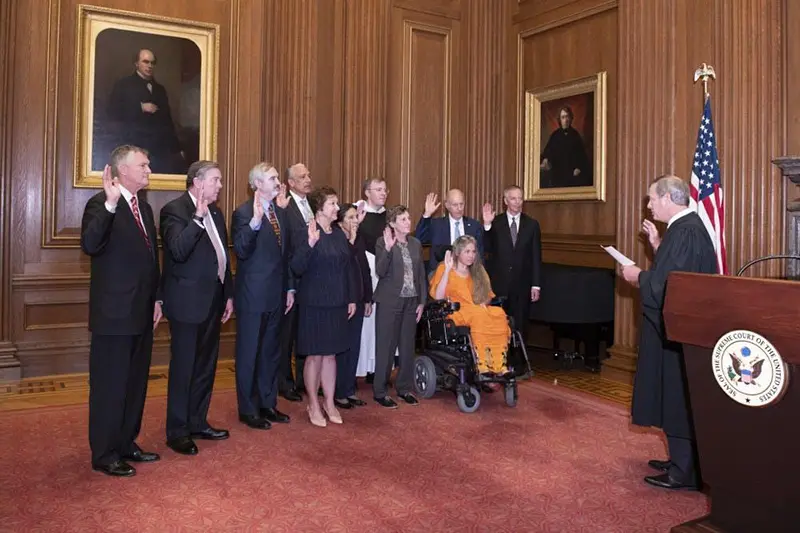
top-left (689, 96), bottom-right (728, 275)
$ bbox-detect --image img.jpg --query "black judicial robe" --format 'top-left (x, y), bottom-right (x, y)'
top-left (631, 212), bottom-right (717, 439)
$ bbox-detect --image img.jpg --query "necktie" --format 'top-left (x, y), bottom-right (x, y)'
top-left (268, 205), bottom-right (282, 247)
top-left (510, 216), bottom-right (518, 247)
top-left (146, 82), bottom-right (153, 93)
top-left (300, 198), bottom-right (311, 223)
top-left (203, 211), bottom-right (227, 282)
top-left (129, 196), bottom-right (151, 250)
top-left (454, 220), bottom-right (462, 241)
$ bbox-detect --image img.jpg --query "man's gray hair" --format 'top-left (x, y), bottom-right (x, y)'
top-left (653, 175), bottom-right (690, 207)
top-left (185, 160), bottom-right (220, 189)
top-left (248, 162), bottom-right (275, 190)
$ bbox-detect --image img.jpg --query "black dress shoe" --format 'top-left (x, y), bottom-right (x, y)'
top-left (647, 459), bottom-right (672, 472)
top-left (92, 460), bottom-right (136, 477)
top-left (347, 397), bottom-right (367, 406)
top-left (644, 473), bottom-right (699, 491)
top-left (334, 398), bottom-right (354, 409)
top-left (239, 413), bottom-right (271, 430)
top-left (167, 437), bottom-right (198, 456)
top-left (260, 408), bottom-right (290, 423)
top-left (374, 396), bottom-right (398, 409)
top-left (191, 427), bottom-right (230, 440)
top-left (122, 450), bottom-right (160, 462)
top-left (281, 389), bottom-right (303, 402)
top-left (398, 393), bottom-right (419, 405)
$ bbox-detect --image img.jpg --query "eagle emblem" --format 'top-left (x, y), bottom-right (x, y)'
top-left (727, 346), bottom-right (764, 385)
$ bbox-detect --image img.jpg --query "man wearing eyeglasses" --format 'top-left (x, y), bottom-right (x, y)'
top-left (106, 48), bottom-right (185, 174)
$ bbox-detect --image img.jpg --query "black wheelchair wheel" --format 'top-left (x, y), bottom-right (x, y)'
top-left (413, 355), bottom-right (438, 399)
top-left (504, 383), bottom-right (518, 407)
top-left (456, 386), bottom-right (481, 413)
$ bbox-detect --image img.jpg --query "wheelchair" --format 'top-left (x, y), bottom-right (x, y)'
top-left (412, 298), bottom-right (533, 413)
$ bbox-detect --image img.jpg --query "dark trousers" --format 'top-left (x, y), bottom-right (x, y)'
top-left (89, 330), bottom-right (153, 466)
top-left (166, 285), bottom-right (223, 440)
top-left (373, 297), bottom-right (417, 398)
top-left (504, 289), bottom-right (530, 366)
top-left (235, 308), bottom-right (282, 416)
top-left (335, 304), bottom-right (365, 399)
top-left (666, 433), bottom-right (698, 484)
top-left (278, 303), bottom-right (303, 392)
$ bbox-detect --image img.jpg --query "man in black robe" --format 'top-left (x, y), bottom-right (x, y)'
top-left (620, 175), bottom-right (717, 490)
top-left (540, 105), bottom-right (592, 188)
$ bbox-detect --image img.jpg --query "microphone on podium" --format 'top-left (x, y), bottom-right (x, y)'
top-left (735, 255), bottom-right (800, 277)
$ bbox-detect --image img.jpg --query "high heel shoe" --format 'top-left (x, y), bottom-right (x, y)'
top-left (307, 406), bottom-right (327, 427)
top-left (322, 405), bottom-right (343, 424)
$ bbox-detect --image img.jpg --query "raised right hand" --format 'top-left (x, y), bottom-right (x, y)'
top-left (482, 202), bottom-right (495, 225)
top-left (308, 218), bottom-right (320, 247)
top-left (423, 192), bottom-right (441, 217)
top-left (102, 164), bottom-right (121, 207)
top-left (253, 190), bottom-right (264, 221)
top-left (443, 250), bottom-right (454, 271)
top-left (195, 182), bottom-right (209, 218)
top-left (383, 226), bottom-right (396, 250)
top-left (641, 219), bottom-right (661, 249)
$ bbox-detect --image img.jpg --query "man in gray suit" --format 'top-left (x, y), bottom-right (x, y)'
top-left (372, 205), bottom-right (427, 408)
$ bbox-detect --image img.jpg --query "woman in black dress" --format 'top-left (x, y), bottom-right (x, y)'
top-left (334, 203), bottom-right (373, 409)
top-left (291, 186), bottom-right (356, 427)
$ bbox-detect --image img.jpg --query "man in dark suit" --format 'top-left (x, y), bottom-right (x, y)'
top-left (620, 175), bottom-right (717, 491)
top-left (277, 162), bottom-right (313, 400)
top-left (106, 49), bottom-right (185, 174)
top-left (482, 185), bottom-right (542, 373)
top-left (80, 145), bottom-right (162, 477)
top-left (160, 160), bottom-right (234, 455)
top-left (231, 162), bottom-right (295, 429)
top-left (416, 188), bottom-right (484, 273)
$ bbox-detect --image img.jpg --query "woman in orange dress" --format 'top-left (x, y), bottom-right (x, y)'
top-left (429, 235), bottom-right (511, 376)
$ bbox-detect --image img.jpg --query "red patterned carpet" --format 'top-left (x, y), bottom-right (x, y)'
top-left (0, 381), bottom-right (707, 532)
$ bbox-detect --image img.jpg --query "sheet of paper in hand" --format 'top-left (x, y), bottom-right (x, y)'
top-left (601, 245), bottom-right (634, 266)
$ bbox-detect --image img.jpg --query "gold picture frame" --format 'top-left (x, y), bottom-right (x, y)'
top-left (73, 5), bottom-right (219, 190)
top-left (523, 72), bottom-right (607, 202)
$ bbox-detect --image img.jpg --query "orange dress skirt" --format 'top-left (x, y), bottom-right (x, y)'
top-left (429, 264), bottom-right (510, 373)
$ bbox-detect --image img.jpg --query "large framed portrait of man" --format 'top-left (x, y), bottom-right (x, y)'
top-left (73, 5), bottom-right (219, 191)
top-left (523, 72), bottom-right (607, 202)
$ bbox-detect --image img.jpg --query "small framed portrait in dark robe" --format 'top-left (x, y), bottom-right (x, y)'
top-left (523, 72), bottom-right (607, 202)
top-left (73, 5), bottom-right (219, 191)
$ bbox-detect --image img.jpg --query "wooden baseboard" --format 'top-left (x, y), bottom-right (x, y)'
top-left (602, 343), bottom-right (637, 385)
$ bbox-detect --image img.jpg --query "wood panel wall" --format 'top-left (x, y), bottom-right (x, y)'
top-left (0, 0), bottom-right (794, 381)
top-left (0, 0), bottom-right (509, 379)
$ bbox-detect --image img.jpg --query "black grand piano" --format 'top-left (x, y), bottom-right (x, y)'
top-left (528, 263), bottom-right (615, 371)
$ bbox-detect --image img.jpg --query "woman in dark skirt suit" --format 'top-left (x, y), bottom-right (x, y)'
top-left (291, 186), bottom-right (357, 427)
top-left (334, 203), bottom-right (373, 409)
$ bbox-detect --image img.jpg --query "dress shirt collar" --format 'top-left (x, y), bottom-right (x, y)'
top-left (506, 211), bottom-right (521, 225)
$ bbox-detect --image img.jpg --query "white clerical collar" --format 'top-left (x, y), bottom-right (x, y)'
top-left (667, 207), bottom-right (693, 228)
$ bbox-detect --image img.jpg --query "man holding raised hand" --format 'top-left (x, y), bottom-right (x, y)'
top-left (160, 160), bottom-right (234, 456)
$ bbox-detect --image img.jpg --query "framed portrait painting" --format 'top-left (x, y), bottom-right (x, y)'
top-left (73, 5), bottom-right (219, 191)
top-left (523, 72), bottom-right (607, 202)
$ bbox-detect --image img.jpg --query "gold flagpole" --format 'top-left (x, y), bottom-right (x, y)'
top-left (693, 63), bottom-right (716, 100)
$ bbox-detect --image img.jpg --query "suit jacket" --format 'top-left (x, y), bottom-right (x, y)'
top-left (349, 233), bottom-right (373, 304)
top-left (159, 192), bottom-right (233, 324)
top-left (80, 191), bottom-right (160, 336)
top-left (373, 235), bottom-right (427, 307)
top-left (231, 199), bottom-right (293, 314)
top-left (484, 212), bottom-right (542, 297)
top-left (284, 195), bottom-right (309, 250)
top-left (415, 215), bottom-right (484, 271)
top-left (290, 226), bottom-right (357, 308)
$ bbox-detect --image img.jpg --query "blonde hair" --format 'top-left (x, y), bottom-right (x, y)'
top-left (451, 235), bottom-right (492, 305)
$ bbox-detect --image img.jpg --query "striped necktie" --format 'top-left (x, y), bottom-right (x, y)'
top-left (129, 196), bottom-right (151, 250)
top-left (268, 205), bottom-right (282, 247)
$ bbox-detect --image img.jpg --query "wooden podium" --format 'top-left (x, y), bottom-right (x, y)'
top-left (663, 272), bottom-right (798, 533)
